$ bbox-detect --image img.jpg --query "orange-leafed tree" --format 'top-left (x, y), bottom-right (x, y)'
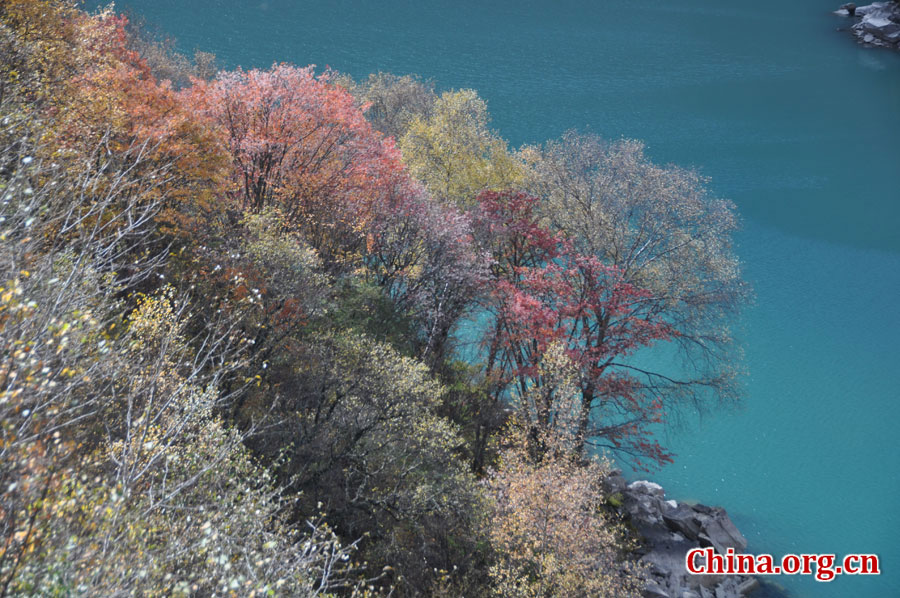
top-left (0, 3), bottom-right (229, 247)
top-left (55, 14), bottom-right (227, 238)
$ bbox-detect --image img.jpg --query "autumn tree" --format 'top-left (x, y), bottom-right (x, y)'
top-left (0, 0), bottom-right (100, 114)
top-left (496, 247), bottom-right (677, 465)
top-left (471, 190), bottom-right (558, 373)
top-left (189, 64), bottom-right (488, 365)
top-left (183, 200), bottom-right (488, 594)
top-left (2, 4), bottom-right (748, 597)
top-left (240, 331), bottom-right (489, 596)
top-left (122, 11), bottom-right (218, 88)
top-left (0, 278), bottom-right (358, 597)
top-left (364, 181), bottom-right (489, 365)
top-left (339, 71), bottom-right (437, 141)
top-left (488, 414), bottom-right (646, 598)
top-left (471, 182), bottom-right (740, 467)
top-left (187, 64), bottom-right (409, 272)
top-left (0, 6), bottom-right (359, 596)
top-left (1, 2), bottom-right (228, 246)
top-left (400, 89), bottom-right (523, 208)
top-left (520, 133), bottom-right (748, 461)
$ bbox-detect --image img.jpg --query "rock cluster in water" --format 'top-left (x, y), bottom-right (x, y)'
top-left (835, 2), bottom-right (900, 48)
top-left (605, 471), bottom-right (760, 598)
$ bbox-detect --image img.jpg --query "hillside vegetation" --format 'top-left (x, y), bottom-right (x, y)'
top-left (0, 2), bottom-right (747, 596)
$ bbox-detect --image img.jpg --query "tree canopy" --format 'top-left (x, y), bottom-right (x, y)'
top-left (0, 2), bottom-right (746, 596)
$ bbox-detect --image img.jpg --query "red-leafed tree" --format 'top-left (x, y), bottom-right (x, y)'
top-left (493, 251), bottom-right (676, 467)
top-left (471, 190), bottom-right (558, 376)
top-left (187, 63), bottom-right (488, 363)
top-left (185, 64), bottom-right (410, 272)
top-left (474, 190), bottom-right (678, 468)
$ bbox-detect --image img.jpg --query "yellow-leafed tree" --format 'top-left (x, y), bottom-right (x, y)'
top-left (399, 89), bottom-right (522, 208)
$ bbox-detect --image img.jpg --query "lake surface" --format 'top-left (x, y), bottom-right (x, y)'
top-left (103, 1), bottom-right (900, 595)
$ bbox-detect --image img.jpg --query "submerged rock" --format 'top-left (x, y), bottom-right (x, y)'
top-left (835, 1), bottom-right (900, 48)
top-left (609, 473), bottom-right (757, 598)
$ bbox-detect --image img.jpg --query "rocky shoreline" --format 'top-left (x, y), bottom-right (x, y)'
top-left (835, 2), bottom-right (900, 48)
top-left (606, 471), bottom-right (760, 598)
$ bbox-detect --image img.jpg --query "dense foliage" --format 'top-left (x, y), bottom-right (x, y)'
top-left (0, 2), bottom-right (746, 596)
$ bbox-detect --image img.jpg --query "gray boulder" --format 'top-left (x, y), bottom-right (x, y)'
top-left (845, 2), bottom-right (900, 48)
top-left (643, 580), bottom-right (671, 598)
top-left (663, 503), bottom-right (703, 540)
top-left (696, 507), bottom-right (748, 553)
top-left (625, 480), bottom-right (668, 532)
top-left (603, 468), bottom-right (628, 495)
top-left (619, 480), bottom-right (756, 598)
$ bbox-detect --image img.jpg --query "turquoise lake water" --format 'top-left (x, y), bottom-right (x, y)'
top-left (103, 1), bottom-right (900, 595)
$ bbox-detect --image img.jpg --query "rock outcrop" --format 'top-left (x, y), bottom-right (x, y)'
top-left (605, 471), bottom-right (759, 598)
top-left (835, 1), bottom-right (900, 48)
